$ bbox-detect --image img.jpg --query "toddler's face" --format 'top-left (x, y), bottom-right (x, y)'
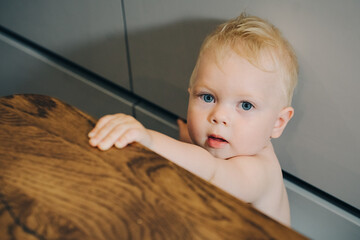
top-left (187, 50), bottom-right (286, 159)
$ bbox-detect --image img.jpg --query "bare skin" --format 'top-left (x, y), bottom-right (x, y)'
top-left (89, 49), bottom-right (294, 226)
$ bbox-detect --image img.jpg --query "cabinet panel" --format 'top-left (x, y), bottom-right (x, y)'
top-left (0, 0), bottom-right (130, 90)
top-left (124, 0), bottom-right (360, 210)
top-left (285, 180), bottom-right (360, 240)
top-left (134, 102), bottom-right (178, 139)
top-left (124, 0), bottom-right (220, 118)
top-left (0, 33), bottom-right (135, 118)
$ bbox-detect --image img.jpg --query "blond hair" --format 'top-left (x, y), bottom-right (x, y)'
top-left (189, 13), bottom-right (298, 106)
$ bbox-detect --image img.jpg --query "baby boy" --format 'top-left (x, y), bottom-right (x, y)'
top-left (88, 13), bottom-right (298, 226)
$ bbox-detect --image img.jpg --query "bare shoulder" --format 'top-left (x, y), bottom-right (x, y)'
top-left (213, 144), bottom-right (283, 203)
top-left (218, 146), bottom-right (289, 225)
top-left (231, 145), bottom-right (281, 180)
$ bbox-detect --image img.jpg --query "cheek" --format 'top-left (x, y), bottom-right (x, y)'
top-left (251, 118), bottom-right (276, 150)
top-left (255, 118), bottom-right (275, 139)
top-left (187, 100), bottom-right (204, 125)
top-left (232, 118), bottom-right (272, 152)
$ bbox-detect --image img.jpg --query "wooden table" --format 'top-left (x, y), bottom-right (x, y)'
top-left (0, 94), bottom-right (307, 240)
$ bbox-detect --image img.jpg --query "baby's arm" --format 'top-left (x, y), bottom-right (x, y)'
top-left (152, 131), bottom-right (268, 203)
top-left (89, 114), bottom-right (217, 180)
top-left (89, 114), bottom-right (268, 203)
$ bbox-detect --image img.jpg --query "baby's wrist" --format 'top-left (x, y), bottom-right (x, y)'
top-left (139, 129), bottom-right (153, 149)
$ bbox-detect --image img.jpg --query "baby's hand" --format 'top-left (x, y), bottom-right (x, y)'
top-left (177, 119), bottom-right (192, 144)
top-left (88, 114), bottom-right (151, 151)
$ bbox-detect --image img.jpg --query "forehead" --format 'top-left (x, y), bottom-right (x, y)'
top-left (193, 49), bottom-right (286, 104)
top-left (196, 49), bottom-right (278, 85)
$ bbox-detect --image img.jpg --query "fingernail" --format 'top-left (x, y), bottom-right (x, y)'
top-left (115, 142), bottom-right (123, 149)
top-left (89, 139), bottom-right (97, 146)
top-left (99, 143), bottom-right (110, 151)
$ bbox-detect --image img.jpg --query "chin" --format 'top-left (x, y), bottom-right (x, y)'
top-left (195, 140), bottom-right (233, 159)
top-left (206, 148), bottom-right (232, 159)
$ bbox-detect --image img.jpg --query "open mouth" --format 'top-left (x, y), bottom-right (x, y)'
top-left (209, 135), bottom-right (227, 142)
top-left (207, 134), bottom-right (228, 148)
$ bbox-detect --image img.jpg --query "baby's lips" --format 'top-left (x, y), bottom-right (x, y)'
top-left (208, 134), bottom-right (228, 142)
top-left (207, 135), bottom-right (229, 148)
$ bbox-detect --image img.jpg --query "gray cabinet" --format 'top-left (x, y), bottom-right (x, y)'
top-left (124, 0), bottom-right (220, 118)
top-left (0, 33), bottom-right (135, 118)
top-left (134, 102), bottom-right (179, 139)
top-left (0, 1), bottom-right (130, 90)
top-left (285, 180), bottom-right (360, 239)
top-left (124, 0), bottom-right (360, 212)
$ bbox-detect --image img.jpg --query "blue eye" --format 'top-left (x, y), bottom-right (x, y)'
top-left (241, 101), bottom-right (253, 110)
top-left (201, 94), bottom-right (214, 103)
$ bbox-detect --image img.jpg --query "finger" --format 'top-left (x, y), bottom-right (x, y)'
top-left (177, 118), bottom-right (183, 125)
top-left (88, 115), bottom-right (115, 138)
top-left (177, 118), bottom-right (187, 128)
top-left (89, 115), bottom-right (128, 146)
top-left (97, 124), bottom-right (130, 150)
top-left (114, 128), bottom-right (140, 149)
top-left (177, 119), bottom-right (192, 143)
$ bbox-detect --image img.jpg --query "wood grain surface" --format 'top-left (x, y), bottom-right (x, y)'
top-left (0, 94), bottom-right (307, 240)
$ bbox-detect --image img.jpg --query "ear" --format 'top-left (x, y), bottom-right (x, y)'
top-left (188, 88), bottom-right (191, 94)
top-left (271, 107), bottom-right (294, 139)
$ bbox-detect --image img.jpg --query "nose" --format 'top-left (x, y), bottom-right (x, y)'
top-left (209, 106), bottom-right (229, 126)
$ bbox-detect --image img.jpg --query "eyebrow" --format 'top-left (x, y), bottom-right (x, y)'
top-left (191, 84), bottom-right (216, 93)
